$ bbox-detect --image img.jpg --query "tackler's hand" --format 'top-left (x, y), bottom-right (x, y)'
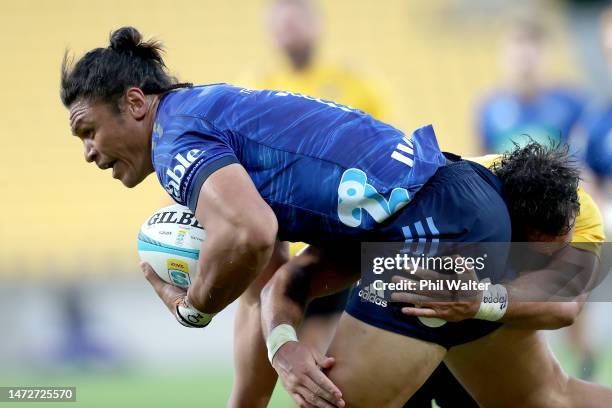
top-left (390, 257), bottom-right (482, 322)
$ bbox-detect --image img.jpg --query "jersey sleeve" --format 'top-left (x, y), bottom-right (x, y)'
top-left (153, 115), bottom-right (239, 212)
top-left (571, 188), bottom-right (605, 255)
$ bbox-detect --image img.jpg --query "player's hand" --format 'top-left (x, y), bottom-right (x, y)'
top-left (390, 259), bottom-right (481, 322)
top-left (272, 341), bottom-right (345, 408)
top-left (142, 262), bottom-right (215, 328)
top-left (141, 261), bottom-right (186, 310)
top-left (141, 261), bottom-right (188, 321)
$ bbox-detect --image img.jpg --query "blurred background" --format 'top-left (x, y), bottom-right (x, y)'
top-left (1, 0), bottom-right (611, 406)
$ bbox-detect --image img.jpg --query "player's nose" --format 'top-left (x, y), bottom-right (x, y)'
top-left (83, 140), bottom-right (97, 163)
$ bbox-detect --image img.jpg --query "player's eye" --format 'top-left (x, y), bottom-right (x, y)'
top-left (82, 128), bottom-right (94, 139)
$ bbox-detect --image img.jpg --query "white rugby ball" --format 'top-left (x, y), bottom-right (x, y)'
top-left (137, 204), bottom-right (206, 288)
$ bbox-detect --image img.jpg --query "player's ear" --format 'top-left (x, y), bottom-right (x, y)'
top-left (124, 87), bottom-right (147, 120)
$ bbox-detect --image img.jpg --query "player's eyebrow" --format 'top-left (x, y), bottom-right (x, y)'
top-left (71, 117), bottom-right (90, 137)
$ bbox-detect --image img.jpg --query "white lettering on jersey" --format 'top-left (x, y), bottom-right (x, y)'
top-left (164, 149), bottom-right (203, 200)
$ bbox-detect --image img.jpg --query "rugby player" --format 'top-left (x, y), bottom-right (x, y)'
top-left (261, 144), bottom-right (612, 407)
top-left (61, 27), bottom-right (510, 407)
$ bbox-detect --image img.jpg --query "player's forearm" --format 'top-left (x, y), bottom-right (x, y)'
top-left (500, 299), bottom-right (583, 329)
top-left (261, 246), bottom-right (358, 337)
top-left (497, 271), bottom-right (585, 329)
top-left (494, 249), bottom-right (596, 328)
top-left (188, 225), bottom-right (276, 313)
top-left (261, 260), bottom-right (313, 338)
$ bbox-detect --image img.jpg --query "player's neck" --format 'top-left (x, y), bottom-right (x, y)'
top-left (146, 95), bottom-right (161, 132)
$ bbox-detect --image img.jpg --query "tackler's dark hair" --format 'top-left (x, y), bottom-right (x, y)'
top-left (60, 26), bottom-right (191, 110)
top-left (492, 140), bottom-right (581, 237)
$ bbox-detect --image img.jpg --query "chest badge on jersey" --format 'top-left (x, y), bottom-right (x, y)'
top-left (337, 168), bottom-right (410, 227)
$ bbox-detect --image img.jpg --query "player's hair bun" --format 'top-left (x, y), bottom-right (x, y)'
top-left (109, 26), bottom-right (142, 52)
top-left (108, 26), bottom-right (164, 64)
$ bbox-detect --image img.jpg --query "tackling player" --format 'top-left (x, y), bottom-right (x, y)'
top-left (400, 148), bottom-right (608, 407)
top-left (261, 143), bottom-right (612, 407)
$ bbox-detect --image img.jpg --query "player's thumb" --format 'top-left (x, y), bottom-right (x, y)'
top-left (314, 351), bottom-right (335, 369)
top-left (141, 262), bottom-right (163, 287)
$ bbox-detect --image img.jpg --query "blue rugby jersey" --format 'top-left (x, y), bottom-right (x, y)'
top-left (477, 87), bottom-right (586, 154)
top-left (151, 84), bottom-right (446, 244)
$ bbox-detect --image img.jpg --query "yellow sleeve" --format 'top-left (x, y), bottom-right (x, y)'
top-left (289, 242), bottom-right (307, 257)
top-left (465, 154), bottom-right (501, 169)
top-left (571, 188), bottom-right (605, 254)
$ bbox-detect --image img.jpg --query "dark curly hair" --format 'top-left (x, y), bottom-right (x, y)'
top-left (492, 141), bottom-right (580, 237)
top-left (61, 26), bottom-right (191, 111)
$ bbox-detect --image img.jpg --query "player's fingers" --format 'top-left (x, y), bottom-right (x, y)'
top-left (390, 291), bottom-right (437, 304)
top-left (401, 306), bottom-right (439, 318)
top-left (391, 275), bottom-right (417, 285)
top-left (301, 376), bottom-right (342, 407)
top-left (307, 367), bottom-right (344, 406)
top-left (141, 262), bottom-right (185, 308)
top-left (292, 393), bottom-right (317, 408)
top-left (389, 278), bottom-right (450, 299)
top-left (413, 267), bottom-right (445, 281)
top-left (399, 265), bottom-right (439, 279)
top-left (141, 262), bottom-right (165, 287)
top-left (296, 386), bottom-right (338, 408)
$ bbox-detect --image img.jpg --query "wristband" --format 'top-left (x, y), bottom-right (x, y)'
top-left (474, 282), bottom-right (508, 321)
top-left (175, 296), bottom-right (216, 328)
top-left (266, 324), bottom-right (298, 363)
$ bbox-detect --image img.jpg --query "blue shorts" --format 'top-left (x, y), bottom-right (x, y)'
top-left (345, 158), bottom-right (511, 349)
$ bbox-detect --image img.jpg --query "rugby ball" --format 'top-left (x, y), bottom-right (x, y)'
top-left (137, 204), bottom-right (206, 288)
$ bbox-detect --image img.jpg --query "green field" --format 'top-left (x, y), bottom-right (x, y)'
top-left (1, 368), bottom-right (291, 408)
top-left (2, 350), bottom-right (611, 408)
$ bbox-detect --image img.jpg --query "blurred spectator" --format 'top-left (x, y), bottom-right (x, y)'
top-left (476, 14), bottom-right (587, 154)
top-left (243, 0), bottom-right (389, 122)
